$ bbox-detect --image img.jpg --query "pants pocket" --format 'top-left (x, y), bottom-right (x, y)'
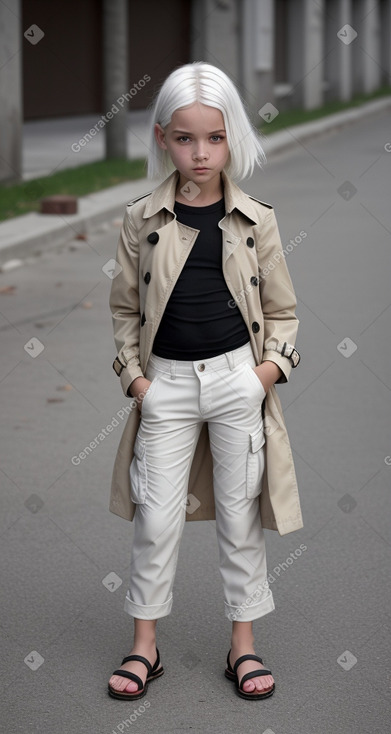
top-left (140, 373), bottom-right (160, 411)
top-left (129, 434), bottom-right (148, 504)
top-left (141, 366), bottom-right (164, 414)
top-left (243, 362), bottom-right (267, 399)
top-left (246, 424), bottom-right (265, 499)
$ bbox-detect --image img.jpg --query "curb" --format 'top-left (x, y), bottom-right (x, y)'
top-left (0, 178), bottom-right (150, 268)
top-left (1, 96), bottom-right (390, 269)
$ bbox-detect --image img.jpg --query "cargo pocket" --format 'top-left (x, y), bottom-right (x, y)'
top-left (246, 424), bottom-right (266, 499)
top-left (129, 434), bottom-right (148, 504)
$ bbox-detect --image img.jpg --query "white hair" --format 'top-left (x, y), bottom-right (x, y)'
top-left (146, 62), bottom-right (267, 181)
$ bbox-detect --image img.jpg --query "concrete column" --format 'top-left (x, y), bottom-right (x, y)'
top-left (380, 0), bottom-right (391, 85)
top-left (352, 0), bottom-right (381, 94)
top-left (190, 0), bottom-right (240, 86)
top-left (240, 0), bottom-right (274, 117)
top-left (287, 0), bottom-right (325, 109)
top-left (0, 0), bottom-right (23, 183)
top-left (325, 0), bottom-right (354, 102)
top-left (102, 0), bottom-right (128, 159)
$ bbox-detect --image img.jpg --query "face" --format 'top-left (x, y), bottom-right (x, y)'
top-left (154, 102), bottom-right (230, 188)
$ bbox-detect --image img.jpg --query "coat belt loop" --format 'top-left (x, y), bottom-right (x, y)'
top-left (170, 359), bottom-right (176, 380)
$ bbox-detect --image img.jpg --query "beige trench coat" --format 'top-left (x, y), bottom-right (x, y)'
top-left (108, 169), bottom-right (303, 536)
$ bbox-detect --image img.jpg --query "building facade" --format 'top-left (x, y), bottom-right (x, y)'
top-left (1, 0), bottom-right (390, 181)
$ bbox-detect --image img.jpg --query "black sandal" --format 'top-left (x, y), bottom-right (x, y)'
top-left (108, 648), bottom-right (164, 700)
top-left (224, 648), bottom-right (275, 700)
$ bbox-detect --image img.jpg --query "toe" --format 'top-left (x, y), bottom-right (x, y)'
top-left (109, 674), bottom-right (138, 693)
top-left (124, 680), bottom-right (139, 693)
top-left (256, 674), bottom-right (274, 692)
top-left (109, 674), bottom-right (125, 691)
top-left (242, 679), bottom-right (256, 692)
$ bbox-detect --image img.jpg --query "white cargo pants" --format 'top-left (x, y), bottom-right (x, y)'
top-left (124, 341), bottom-right (275, 622)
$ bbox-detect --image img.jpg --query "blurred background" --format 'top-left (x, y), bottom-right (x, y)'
top-left (1, 0), bottom-right (391, 184)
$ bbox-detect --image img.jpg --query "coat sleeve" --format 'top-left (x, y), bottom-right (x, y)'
top-left (255, 208), bottom-right (300, 383)
top-left (109, 205), bottom-right (144, 397)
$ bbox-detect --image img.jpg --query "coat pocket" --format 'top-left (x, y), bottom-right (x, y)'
top-left (129, 434), bottom-right (148, 503)
top-left (246, 424), bottom-right (266, 499)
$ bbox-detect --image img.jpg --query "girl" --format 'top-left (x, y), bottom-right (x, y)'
top-left (108, 62), bottom-right (302, 702)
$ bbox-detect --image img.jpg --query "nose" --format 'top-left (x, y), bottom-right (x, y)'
top-left (193, 143), bottom-right (208, 161)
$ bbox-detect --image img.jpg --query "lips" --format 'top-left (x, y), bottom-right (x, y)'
top-left (193, 167), bottom-right (209, 171)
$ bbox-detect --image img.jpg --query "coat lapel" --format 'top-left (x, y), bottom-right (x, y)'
top-left (145, 217), bottom-right (199, 325)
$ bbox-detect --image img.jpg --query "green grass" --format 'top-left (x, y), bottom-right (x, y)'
top-left (258, 85), bottom-right (391, 135)
top-left (0, 158), bottom-right (147, 221)
top-left (1, 84), bottom-right (390, 222)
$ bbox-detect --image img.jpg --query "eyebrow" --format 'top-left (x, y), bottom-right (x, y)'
top-left (172, 129), bottom-right (226, 134)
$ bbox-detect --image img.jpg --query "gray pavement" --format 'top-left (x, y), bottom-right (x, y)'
top-left (1, 108), bottom-right (391, 733)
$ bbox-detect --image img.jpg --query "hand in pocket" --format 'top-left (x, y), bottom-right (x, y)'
top-left (128, 377), bottom-right (152, 412)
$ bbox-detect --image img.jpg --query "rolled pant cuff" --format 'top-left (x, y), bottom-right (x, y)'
top-left (124, 591), bottom-right (173, 620)
top-left (224, 590), bottom-right (275, 622)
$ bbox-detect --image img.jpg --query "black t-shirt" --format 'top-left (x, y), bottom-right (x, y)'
top-left (152, 197), bottom-right (249, 359)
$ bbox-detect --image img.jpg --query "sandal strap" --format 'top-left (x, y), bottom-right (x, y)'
top-left (120, 653), bottom-right (153, 674)
top-left (239, 668), bottom-right (272, 689)
top-left (232, 653), bottom-right (264, 674)
top-left (150, 647), bottom-right (161, 673)
top-left (111, 669), bottom-right (143, 690)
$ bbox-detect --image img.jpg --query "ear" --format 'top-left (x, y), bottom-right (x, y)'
top-left (154, 123), bottom-right (167, 150)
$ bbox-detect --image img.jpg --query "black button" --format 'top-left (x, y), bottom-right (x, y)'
top-left (140, 312), bottom-right (146, 326)
top-left (252, 321), bottom-right (260, 333)
top-left (147, 232), bottom-right (159, 244)
top-left (144, 272), bottom-right (151, 284)
top-left (250, 276), bottom-right (258, 286)
top-left (246, 237), bottom-right (254, 248)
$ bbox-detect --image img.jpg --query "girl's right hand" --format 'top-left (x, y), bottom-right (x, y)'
top-left (128, 376), bottom-right (152, 412)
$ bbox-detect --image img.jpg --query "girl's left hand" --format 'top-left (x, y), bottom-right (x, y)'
top-left (252, 360), bottom-right (283, 393)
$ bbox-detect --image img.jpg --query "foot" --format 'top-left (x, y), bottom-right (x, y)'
top-left (229, 643), bottom-right (274, 694)
top-left (109, 642), bottom-right (159, 694)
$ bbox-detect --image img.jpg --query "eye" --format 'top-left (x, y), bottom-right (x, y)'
top-left (211, 135), bottom-right (225, 142)
top-left (177, 135), bottom-right (190, 142)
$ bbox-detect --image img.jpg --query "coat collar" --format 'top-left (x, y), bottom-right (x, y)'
top-left (143, 169), bottom-right (259, 224)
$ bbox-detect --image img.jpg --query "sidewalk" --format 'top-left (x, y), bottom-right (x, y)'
top-left (22, 109), bottom-right (152, 181)
top-left (1, 96), bottom-right (390, 268)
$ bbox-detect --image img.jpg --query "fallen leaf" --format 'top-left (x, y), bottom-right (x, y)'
top-left (46, 397), bottom-right (65, 403)
top-left (0, 259), bottom-right (22, 272)
top-left (56, 384), bottom-right (73, 391)
top-left (0, 285), bottom-right (16, 294)
top-left (81, 301), bottom-right (93, 309)
top-left (75, 233), bottom-right (88, 240)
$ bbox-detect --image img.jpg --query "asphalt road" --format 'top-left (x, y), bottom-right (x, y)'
top-left (1, 109), bottom-right (391, 734)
